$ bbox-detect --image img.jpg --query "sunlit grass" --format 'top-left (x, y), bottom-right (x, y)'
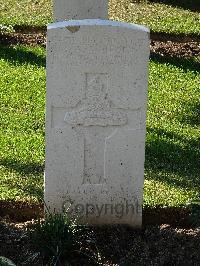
top-left (109, 0), bottom-right (200, 35)
top-left (0, 45), bottom-right (45, 201)
top-left (0, 0), bottom-right (52, 27)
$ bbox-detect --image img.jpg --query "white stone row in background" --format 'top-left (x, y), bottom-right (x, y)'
top-left (53, 0), bottom-right (108, 21)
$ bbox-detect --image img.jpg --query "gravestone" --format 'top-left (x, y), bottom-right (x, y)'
top-left (45, 20), bottom-right (150, 227)
top-left (53, 0), bottom-right (108, 21)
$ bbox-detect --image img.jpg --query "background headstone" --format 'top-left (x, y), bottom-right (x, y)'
top-left (45, 20), bottom-right (150, 227)
top-left (53, 0), bottom-right (108, 21)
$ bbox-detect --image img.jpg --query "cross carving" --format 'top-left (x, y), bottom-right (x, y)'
top-left (62, 73), bottom-right (128, 184)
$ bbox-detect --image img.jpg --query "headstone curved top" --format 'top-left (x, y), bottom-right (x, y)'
top-left (45, 19), bottom-right (150, 227)
top-left (53, 0), bottom-right (108, 21)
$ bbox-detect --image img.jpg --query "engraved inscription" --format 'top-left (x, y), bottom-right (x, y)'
top-left (64, 73), bottom-right (128, 126)
top-left (50, 36), bottom-right (146, 67)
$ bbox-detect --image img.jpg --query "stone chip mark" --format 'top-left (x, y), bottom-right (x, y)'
top-left (66, 26), bottom-right (80, 33)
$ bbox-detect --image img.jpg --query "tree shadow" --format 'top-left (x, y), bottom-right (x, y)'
top-left (145, 127), bottom-right (200, 190)
top-left (150, 52), bottom-right (200, 73)
top-left (148, 0), bottom-right (200, 12)
top-left (0, 44), bottom-right (46, 67)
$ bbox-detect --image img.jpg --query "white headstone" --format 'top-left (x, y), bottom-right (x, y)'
top-left (53, 0), bottom-right (108, 21)
top-left (45, 20), bottom-right (150, 227)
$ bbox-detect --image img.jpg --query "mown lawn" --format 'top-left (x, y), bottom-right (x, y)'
top-left (0, 44), bottom-right (199, 206)
top-left (0, 45), bottom-right (45, 202)
top-left (110, 0), bottom-right (200, 35)
top-left (145, 56), bottom-right (200, 206)
top-left (0, 0), bottom-right (52, 28)
top-left (0, 0), bottom-right (199, 35)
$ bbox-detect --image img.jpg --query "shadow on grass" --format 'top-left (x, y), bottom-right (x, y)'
top-left (148, 0), bottom-right (200, 12)
top-left (0, 158), bottom-right (44, 176)
top-left (2, 176), bottom-right (44, 202)
top-left (150, 52), bottom-right (200, 73)
top-left (147, 54), bottom-right (200, 191)
top-left (145, 127), bottom-right (200, 190)
top-left (177, 101), bottom-right (200, 127)
top-left (0, 158), bottom-right (44, 201)
top-left (0, 44), bottom-right (45, 67)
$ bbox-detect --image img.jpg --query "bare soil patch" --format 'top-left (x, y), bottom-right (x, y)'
top-left (0, 200), bottom-right (192, 226)
top-left (0, 199), bottom-right (199, 264)
top-left (151, 40), bottom-right (200, 58)
top-left (0, 201), bottom-right (43, 222)
top-left (0, 219), bottom-right (199, 265)
top-left (0, 33), bottom-right (46, 47)
top-left (0, 32), bottom-right (200, 58)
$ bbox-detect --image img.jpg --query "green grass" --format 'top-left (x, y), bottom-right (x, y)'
top-left (0, 44), bottom-right (199, 207)
top-left (0, 0), bottom-right (52, 28)
top-left (110, 0), bottom-right (200, 35)
top-left (144, 56), bottom-right (200, 206)
top-left (0, 0), bottom-right (199, 35)
top-left (0, 45), bottom-right (45, 202)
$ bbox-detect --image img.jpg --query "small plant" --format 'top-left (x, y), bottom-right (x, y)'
top-left (29, 213), bottom-right (81, 265)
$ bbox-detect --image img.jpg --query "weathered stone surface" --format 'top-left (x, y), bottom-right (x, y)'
top-left (53, 0), bottom-right (108, 21)
top-left (45, 20), bottom-right (150, 227)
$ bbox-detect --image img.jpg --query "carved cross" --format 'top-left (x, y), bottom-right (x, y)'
top-left (63, 73), bottom-right (128, 184)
